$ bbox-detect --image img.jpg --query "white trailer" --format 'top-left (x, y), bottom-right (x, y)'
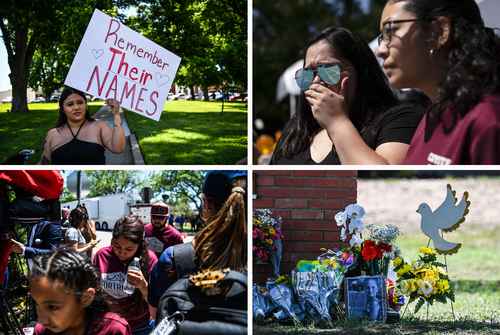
top-left (62, 193), bottom-right (134, 231)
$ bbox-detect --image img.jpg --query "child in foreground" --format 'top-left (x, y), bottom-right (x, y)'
top-left (30, 249), bottom-right (131, 335)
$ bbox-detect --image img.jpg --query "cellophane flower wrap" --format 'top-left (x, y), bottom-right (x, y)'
top-left (393, 246), bottom-right (455, 313)
top-left (253, 209), bottom-right (283, 262)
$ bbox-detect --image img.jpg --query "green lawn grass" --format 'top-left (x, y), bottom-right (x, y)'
top-left (397, 227), bottom-right (500, 281)
top-left (0, 100), bottom-right (247, 164)
top-left (255, 225), bottom-right (500, 334)
top-left (127, 100), bottom-right (247, 164)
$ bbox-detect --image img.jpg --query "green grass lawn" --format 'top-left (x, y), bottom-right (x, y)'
top-left (0, 100), bottom-right (247, 164)
top-left (255, 225), bottom-right (500, 334)
top-left (127, 100), bottom-right (247, 164)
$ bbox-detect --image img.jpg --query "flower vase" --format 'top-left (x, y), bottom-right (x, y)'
top-left (365, 259), bottom-right (380, 276)
top-left (270, 239), bottom-right (283, 278)
top-left (380, 256), bottom-right (390, 278)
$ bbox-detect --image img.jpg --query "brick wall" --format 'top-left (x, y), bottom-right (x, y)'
top-left (253, 170), bottom-right (357, 283)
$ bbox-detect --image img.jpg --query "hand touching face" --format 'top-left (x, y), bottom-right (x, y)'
top-left (303, 39), bottom-right (356, 129)
top-left (305, 77), bottom-right (350, 129)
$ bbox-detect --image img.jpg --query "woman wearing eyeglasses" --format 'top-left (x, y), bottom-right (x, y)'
top-left (377, 0), bottom-right (500, 164)
top-left (270, 27), bottom-right (424, 165)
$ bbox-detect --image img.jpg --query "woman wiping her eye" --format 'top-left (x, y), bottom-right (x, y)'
top-left (270, 26), bottom-right (426, 165)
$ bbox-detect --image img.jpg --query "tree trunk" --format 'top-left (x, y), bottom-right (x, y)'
top-left (1, 19), bottom-right (37, 113)
top-left (203, 86), bottom-right (209, 101)
top-left (189, 85), bottom-right (195, 100)
top-left (11, 66), bottom-right (29, 113)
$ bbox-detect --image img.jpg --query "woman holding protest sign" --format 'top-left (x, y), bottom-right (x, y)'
top-left (40, 87), bottom-right (126, 165)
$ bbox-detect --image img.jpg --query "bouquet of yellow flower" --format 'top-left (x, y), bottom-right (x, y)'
top-left (393, 246), bottom-right (454, 313)
top-left (253, 209), bottom-right (283, 262)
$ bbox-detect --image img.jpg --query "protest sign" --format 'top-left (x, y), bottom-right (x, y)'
top-left (65, 9), bottom-right (181, 121)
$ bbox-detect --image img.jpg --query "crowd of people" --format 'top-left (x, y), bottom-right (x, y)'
top-left (1, 171), bottom-right (247, 335)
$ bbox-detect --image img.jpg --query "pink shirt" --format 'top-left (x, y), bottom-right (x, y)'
top-left (34, 311), bottom-right (131, 334)
top-left (405, 94), bottom-right (500, 165)
top-left (93, 246), bottom-right (158, 330)
top-left (144, 223), bottom-right (183, 255)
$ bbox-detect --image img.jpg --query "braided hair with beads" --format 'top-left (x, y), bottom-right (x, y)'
top-left (30, 249), bottom-right (109, 326)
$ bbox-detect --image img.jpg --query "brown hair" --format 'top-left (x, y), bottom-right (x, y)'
top-left (112, 216), bottom-right (150, 279)
top-left (194, 187), bottom-right (247, 272)
top-left (69, 206), bottom-right (87, 229)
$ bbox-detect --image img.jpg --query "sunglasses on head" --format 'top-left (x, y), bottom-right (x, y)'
top-left (295, 63), bottom-right (341, 91)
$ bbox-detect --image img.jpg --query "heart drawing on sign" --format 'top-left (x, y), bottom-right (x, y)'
top-left (91, 49), bottom-right (104, 60)
top-left (155, 73), bottom-right (170, 87)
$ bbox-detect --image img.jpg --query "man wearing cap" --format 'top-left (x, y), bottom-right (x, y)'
top-left (144, 201), bottom-right (184, 256)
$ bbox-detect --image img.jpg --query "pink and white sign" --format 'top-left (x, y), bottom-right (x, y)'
top-left (64, 9), bottom-right (181, 121)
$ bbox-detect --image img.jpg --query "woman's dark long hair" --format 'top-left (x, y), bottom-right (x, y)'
top-left (112, 215), bottom-right (151, 306)
top-left (389, 0), bottom-right (500, 140)
top-left (55, 87), bottom-right (94, 128)
top-left (69, 206), bottom-right (87, 229)
top-left (112, 216), bottom-right (150, 278)
top-left (30, 250), bottom-right (109, 329)
top-left (272, 26), bottom-right (399, 161)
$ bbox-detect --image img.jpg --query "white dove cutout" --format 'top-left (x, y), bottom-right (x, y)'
top-left (416, 184), bottom-right (470, 254)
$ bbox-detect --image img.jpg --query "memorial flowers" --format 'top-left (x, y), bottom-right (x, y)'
top-left (335, 204), bottom-right (400, 276)
top-left (393, 246), bottom-right (454, 313)
top-left (253, 209), bottom-right (283, 262)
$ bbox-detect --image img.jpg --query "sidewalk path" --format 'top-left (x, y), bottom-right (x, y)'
top-left (93, 106), bottom-right (134, 164)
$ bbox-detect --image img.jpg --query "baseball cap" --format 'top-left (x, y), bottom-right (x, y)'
top-left (151, 201), bottom-right (169, 216)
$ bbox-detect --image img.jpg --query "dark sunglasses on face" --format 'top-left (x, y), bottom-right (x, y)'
top-left (295, 63), bottom-right (341, 91)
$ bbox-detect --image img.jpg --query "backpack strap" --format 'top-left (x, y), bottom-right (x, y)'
top-left (172, 242), bottom-right (197, 279)
top-left (222, 271), bottom-right (247, 289)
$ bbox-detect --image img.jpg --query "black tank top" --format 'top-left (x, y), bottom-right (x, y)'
top-left (51, 121), bottom-right (106, 165)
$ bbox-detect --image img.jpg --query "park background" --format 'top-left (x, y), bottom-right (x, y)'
top-left (0, 0), bottom-right (247, 164)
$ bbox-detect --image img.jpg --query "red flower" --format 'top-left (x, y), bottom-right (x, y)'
top-left (361, 240), bottom-right (383, 261)
top-left (378, 242), bottom-right (392, 253)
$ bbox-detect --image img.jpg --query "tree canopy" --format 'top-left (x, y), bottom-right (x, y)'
top-left (85, 170), bottom-right (144, 197)
top-left (128, 0), bottom-right (246, 99)
top-left (0, 0), bottom-right (117, 112)
top-left (150, 170), bottom-right (205, 214)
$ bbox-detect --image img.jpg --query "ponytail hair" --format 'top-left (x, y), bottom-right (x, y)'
top-left (30, 249), bottom-right (109, 318)
top-left (195, 187), bottom-right (247, 272)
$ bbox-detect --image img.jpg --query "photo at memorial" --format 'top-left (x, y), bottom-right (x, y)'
top-left (345, 275), bottom-right (387, 322)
